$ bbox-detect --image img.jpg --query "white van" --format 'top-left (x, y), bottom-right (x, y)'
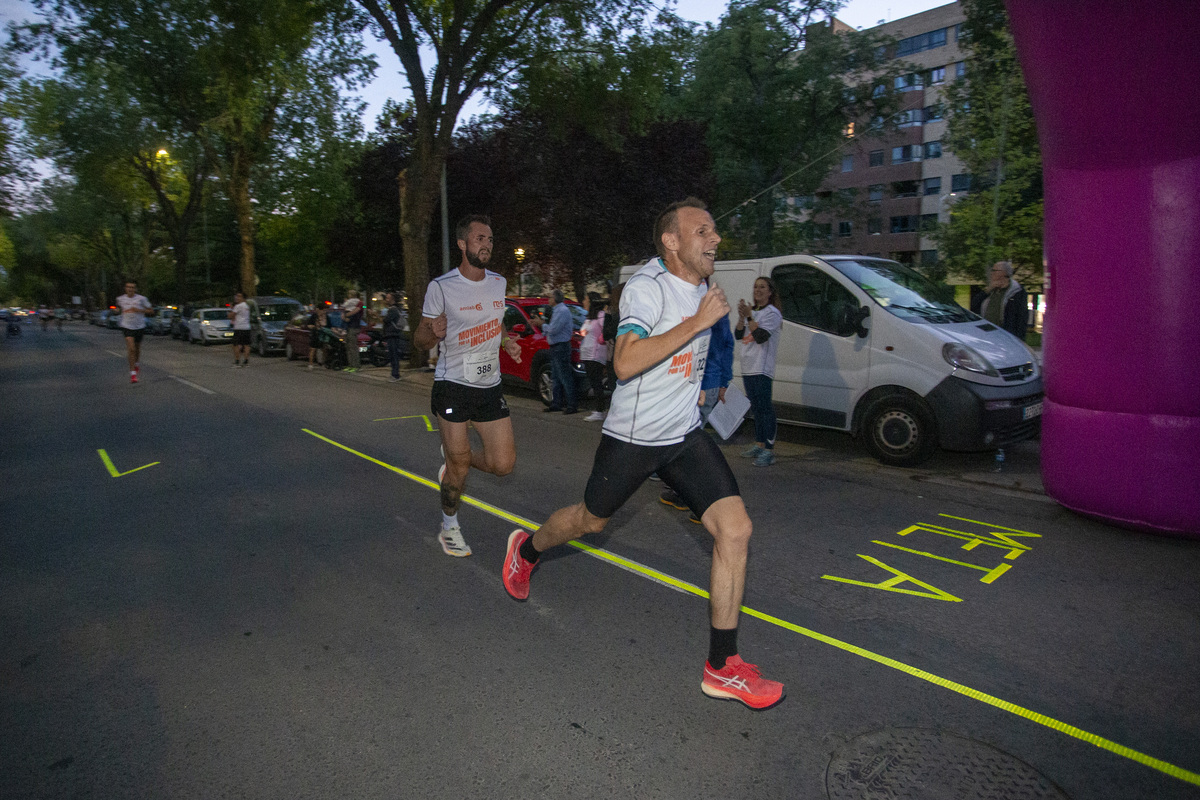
top-left (618, 255), bottom-right (1043, 466)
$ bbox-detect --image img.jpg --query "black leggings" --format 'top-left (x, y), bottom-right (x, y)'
top-left (585, 360), bottom-right (608, 412)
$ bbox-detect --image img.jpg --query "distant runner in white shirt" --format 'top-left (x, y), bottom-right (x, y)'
top-left (228, 292), bottom-right (252, 367)
top-left (500, 198), bottom-right (784, 710)
top-left (414, 215), bottom-right (523, 558)
top-left (115, 280), bottom-right (153, 383)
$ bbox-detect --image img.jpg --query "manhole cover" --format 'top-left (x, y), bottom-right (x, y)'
top-left (826, 728), bottom-right (1069, 799)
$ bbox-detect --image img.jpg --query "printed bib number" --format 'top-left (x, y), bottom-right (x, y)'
top-left (464, 351), bottom-right (498, 384)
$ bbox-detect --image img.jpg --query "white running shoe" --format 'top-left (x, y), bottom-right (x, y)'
top-left (438, 525), bottom-right (471, 557)
top-left (583, 411), bottom-right (605, 422)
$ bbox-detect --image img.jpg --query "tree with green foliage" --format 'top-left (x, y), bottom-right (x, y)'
top-left (687, 0), bottom-right (897, 257)
top-left (353, 0), bottom-right (657, 364)
top-left (932, 0), bottom-right (1042, 286)
top-left (17, 0), bottom-right (372, 299)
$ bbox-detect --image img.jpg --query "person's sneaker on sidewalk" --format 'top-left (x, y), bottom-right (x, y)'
top-left (659, 489), bottom-right (688, 511)
top-left (753, 449), bottom-right (776, 467)
top-left (741, 445), bottom-right (765, 459)
top-left (437, 525), bottom-right (471, 557)
top-left (701, 655), bottom-right (784, 709)
top-left (502, 529), bottom-right (535, 600)
top-left (584, 411), bottom-right (605, 422)
top-left (130, 371), bottom-right (138, 384)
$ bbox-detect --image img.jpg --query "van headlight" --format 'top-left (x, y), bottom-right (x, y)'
top-left (942, 342), bottom-right (999, 377)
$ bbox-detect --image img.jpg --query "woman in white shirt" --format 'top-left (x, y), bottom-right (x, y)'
top-left (579, 292), bottom-right (609, 422)
top-left (735, 277), bottom-right (782, 467)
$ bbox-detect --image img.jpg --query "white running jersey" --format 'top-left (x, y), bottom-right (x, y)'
top-left (739, 304), bottom-right (782, 378)
top-left (423, 268), bottom-right (508, 388)
top-left (602, 259), bottom-right (710, 445)
top-left (231, 301), bottom-right (251, 330)
top-left (115, 293), bottom-right (151, 330)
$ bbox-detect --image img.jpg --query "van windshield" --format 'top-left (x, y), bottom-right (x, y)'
top-left (826, 258), bottom-right (975, 324)
top-left (257, 303), bottom-right (299, 321)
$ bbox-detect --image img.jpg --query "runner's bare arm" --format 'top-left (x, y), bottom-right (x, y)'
top-left (613, 288), bottom-right (730, 381)
top-left (414, 313), bottom-right (446, 351)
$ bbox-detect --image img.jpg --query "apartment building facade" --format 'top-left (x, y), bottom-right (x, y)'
top-left (807, 2), bottom-right (969, 267)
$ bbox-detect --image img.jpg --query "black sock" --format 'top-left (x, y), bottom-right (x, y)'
top-left (708, 626), bottom-right (738, 670)
top-left (519, 535), bottom-right (541, 565)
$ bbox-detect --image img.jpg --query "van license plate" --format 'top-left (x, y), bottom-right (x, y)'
top-left (1023, 402), bottom-right (1043, 420)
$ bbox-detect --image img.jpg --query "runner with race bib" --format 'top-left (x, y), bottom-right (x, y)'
top-left (415, 214), bottom-right (523, 558)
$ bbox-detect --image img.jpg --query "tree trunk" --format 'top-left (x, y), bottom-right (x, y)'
top-left (398, 150), bottom-right (443, 368)
top-left (231, 151), bottom-right (256, 296)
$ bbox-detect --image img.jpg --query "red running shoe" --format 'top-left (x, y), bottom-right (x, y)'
top-left (503, 529), bottom-right (535, 600)
top-left (701, 655), bottom-right (784, 709)
top-left (130, 371), bottom-right (138, 384)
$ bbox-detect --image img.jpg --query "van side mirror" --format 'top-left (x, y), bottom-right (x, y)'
top-left (854, 305), bottom-right (870, 337)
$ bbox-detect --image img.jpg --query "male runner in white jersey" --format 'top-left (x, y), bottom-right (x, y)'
top-left (501, 198), bottom-right (784, 710)
top-left (414, 215), bottom-right (523, 557)
top-left (115, 280), bottom-right (153, 383)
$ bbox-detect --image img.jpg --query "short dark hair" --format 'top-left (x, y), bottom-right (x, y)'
top-left (552, 288), bottom-right (565, 304)
top-left (586, 291), bottom-right (605, 320)
top-left (653, 197), bottom-right (708, 259)
top-left (455, 214), bottom-right (492, 242)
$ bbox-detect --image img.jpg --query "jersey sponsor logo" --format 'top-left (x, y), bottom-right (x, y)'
top-left (457, 317), bottom-right (502, 347)
top-left (493, 300), bottom-right (504, 309)
top-left (459, 303), bottom-right (484, 311)
top-left (667, 350), bottom-right (693, 378)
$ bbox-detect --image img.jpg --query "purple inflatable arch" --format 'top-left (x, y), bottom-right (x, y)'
top-left (1006, 0), bottom-right (1200, 537)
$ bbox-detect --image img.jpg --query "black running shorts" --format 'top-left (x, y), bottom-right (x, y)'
top-left (121, 327), bottom-right (145, 344)
top-left (584, 427), bottom-right (740, 521)
top-left (232, 329), bottom-right (251, 346)
top-left (431, 380), bottom-right (510, 424)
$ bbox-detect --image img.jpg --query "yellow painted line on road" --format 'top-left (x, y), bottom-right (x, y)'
top-left (372, 414), bottom-right (437, 431)
top-left (97, 449), bottom-right (160, 478)
top-left (302, 427), bottom-right (1200, 788)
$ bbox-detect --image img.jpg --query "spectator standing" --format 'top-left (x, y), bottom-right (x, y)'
top-left (543, 289), bottom-right (578, 414)
top-left (383, 292), bottom-right (405, 381)
top-left (342, 290), bottom-right (363, 372)
top-left (736, 277), bottom-right (782, 467)
top-left (228, 291), bottom-right (251, 367)
top-left (307, 306), bottom-right (330, 371)
top-left (580, 292), bottom-right (609, 421)
top-left (977, 261), bottom-right (1028, 341)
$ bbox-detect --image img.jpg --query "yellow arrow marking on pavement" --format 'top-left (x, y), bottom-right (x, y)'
top-left (97, 449), bottom-right (160, 478)
top-left (302, 427), bottom-right (1200, 789)
top-left (372, 414), bottom-right (437, 431)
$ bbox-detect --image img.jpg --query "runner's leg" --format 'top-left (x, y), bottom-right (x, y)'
top-left (438, 417), bottom-right (473, 515)
top-left (700, 496), bottom-right (751, 629)
top-left (468, 416), bottom-right (516, 477)
top-left (529, 502), bottom-right (608, 551)
top-left (124, 335), bottom-right (137, 371)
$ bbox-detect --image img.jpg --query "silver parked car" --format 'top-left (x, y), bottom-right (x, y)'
top-left (186, 307), bottom-right (234, 345)
top-left (249, 296), bottom-right (303, 357)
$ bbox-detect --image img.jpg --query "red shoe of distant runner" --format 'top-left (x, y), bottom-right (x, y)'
top-left (130, 372), bottom-right (138, 384)
top-left (503, 529), bottom-right (535, 601)
top-left (701, 655), bottom-right (784, 709)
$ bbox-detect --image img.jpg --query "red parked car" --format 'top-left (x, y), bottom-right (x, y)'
top-left (499, 296), bottom-right (588, 405)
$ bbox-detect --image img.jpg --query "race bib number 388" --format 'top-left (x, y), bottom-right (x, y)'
top-left (464, 352), bottom-right (498, 384)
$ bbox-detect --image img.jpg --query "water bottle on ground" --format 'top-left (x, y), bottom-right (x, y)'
top-left (994, 447), bottom-right (1006, 473)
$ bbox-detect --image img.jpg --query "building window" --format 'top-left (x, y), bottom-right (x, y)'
top-left (893, 180), bottom-right (919, 198)
top-left (896, 108), bottom-right (922, 128)
top-left (841, 155), bottom-right (854, 173)
top-left (896, 28), bottom-right (947, 57)
top-left (838, 221), bottom-right (853, 237)
top-left (956, 61), bottom-right (966, 79)
top-left (837, 188), bottom-right (858, 202)
top-left (923, 104), bottom-right (943, 122)
top-left (890, 215), bottom-right (920, 233)
top-left (844, 122), bottom-right (856, 137)
top-left (953, 23), bottom-right (963, 41)
top-left (924, 141), bottom-right (942, 159)
top-left (872, 83), bottom-right (886, 98)
top-left (920, 213), bottom-right (939, 231)
top-left (929, 66), bottom-right (946, 85)
top-left (892, 144), bottom-right (921, 163)
top-left (894, 72), bottom-right (924, 91)
top-left (790, 195), bottom-right (815, 209)
top-left (923, 176), bottom-right (942, 196)
top-left (868, 184), bottom-right (884, 202)
top-left (869, 150), bottom-right (884, 167)
top-left (951, 173), bottom-right (973, 193)
top-left (868, 218), bottom-right (882, 235)
top-left (921, 249), bottom-right (939, 266)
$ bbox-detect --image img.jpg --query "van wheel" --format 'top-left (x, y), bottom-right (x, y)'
top-left (861, 394), bottom-right (938, 467)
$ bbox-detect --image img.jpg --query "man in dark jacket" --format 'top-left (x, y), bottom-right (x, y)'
top-left (383, 292), bottom-right (405, 381)
top-left (978, 261), bottom-right (1028, 341)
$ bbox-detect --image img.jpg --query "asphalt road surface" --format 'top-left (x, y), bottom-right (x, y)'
top-left (3, 322), bottom-right (1198, 799)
